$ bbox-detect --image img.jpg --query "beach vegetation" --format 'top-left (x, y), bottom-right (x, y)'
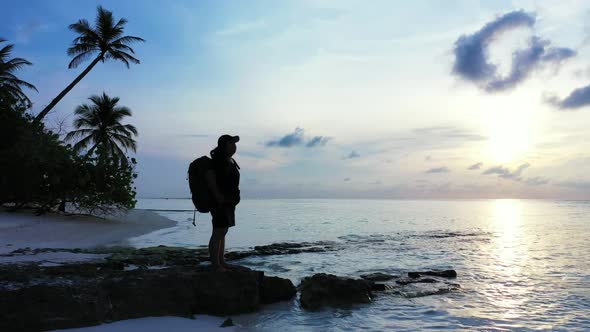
top-left (35, 6), bottom-right (144, 122)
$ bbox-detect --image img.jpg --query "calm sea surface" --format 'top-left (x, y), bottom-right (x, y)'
top-left (131, 199), bottom-right (590, 331)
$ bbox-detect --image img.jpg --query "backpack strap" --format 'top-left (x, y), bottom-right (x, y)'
top-left (231, 158), bottom-right (240, 170)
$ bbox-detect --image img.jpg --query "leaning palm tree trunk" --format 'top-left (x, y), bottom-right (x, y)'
top-left (34, 54), bottom-right (103, 123)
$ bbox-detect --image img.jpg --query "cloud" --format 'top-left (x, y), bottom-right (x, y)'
top-left (524, 177), bottom-right (549, 186)
top-left (306, 136), bottom-right (331, 148)
top-left (486, 37), bottom-right (575, 92)
top-left (343, 151), bottom-right (360, 159)
top-left (15, 20), bottom-right (51, 44)
top-left (452, 10), bottom-right (575, 92)
top-left (425, 167), bottom-right (450, 174)
top-left (556, 180), bottom-right (590, 189)
top-left (266, 128), bottom-right (305, 147)
top-left (547, 84), bottom-right (590, 110)
top-left (453, 10), bottom-right (535, 82)
top-left (482, 163), bottom-right (551, 186)
top-left (413, 126), bottom-right (487, 141)
top-left (266, 128), bottom-right (330, 148)
top-left (343, 177), bottom-right (351, 182)
top-left (468, 162), bottom-right (483, 170)
top-left (483, 163), bottom-right (530, 180)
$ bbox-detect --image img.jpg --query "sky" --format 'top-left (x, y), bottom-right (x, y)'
top-left (2, 0), bottom-right (590, 199)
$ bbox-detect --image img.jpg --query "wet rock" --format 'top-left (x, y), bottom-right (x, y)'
top-left (408, 270), bottom-right (457, 279)
top-left (396, 277), bottom-right (438, 285)
top-left (397, 283), bottom-right (461, 298)
top-left (299, 273), bottom-right (373, 310)
top-left (0, 254), bottom-right (295, 332)
top-left (260, 276), bottom-right (297, 304)
top-left (220, 318), bottom-right (234, 327)
top-left (225, 241), bottom-right (338, 261)
top-left (360, 272), bottom-right (398, 282)
top-left (370, 283), bottom-right (388, 291)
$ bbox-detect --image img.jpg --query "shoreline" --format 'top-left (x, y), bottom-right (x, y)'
top-left (0, 209), bottom-right (177, 255)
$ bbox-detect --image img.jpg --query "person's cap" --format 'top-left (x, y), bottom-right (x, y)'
top-left (217, 134), bottom-right (240, 147)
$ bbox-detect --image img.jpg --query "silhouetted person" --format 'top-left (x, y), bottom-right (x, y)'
top-left (205, 135), bottom-right (241, 272)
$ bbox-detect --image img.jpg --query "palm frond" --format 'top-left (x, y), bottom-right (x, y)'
top-left (68, 51), bottom-right (98, 69)
top-left (109, 42), bottom-right (135, 54)
top-left (5, 78), bottom-right (37, 91)
top-left (0, 43), bottom-right (15, 60)
top-left (65, 128), bottom-right (95, 142)
top-left (111, 35), bottom-right (145, 45)
top-left (110, 133), bottom-right (137, 152)
top-left (67, 43), bottom-right (99, 57)
top-left (0, 39), bottom-right (37, 99)
top-left (72, 134), bottom-right (95, 153)
top-left (68, 19), bottom-right (99, 39)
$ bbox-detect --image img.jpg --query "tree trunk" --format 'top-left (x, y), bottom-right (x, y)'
top-left (34, 54), bottom-right (104, 123)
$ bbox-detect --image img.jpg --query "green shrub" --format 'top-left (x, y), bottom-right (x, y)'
top-left (0, 95), bottom-right (137, 213)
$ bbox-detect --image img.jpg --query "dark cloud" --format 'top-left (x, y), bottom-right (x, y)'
top-left (483, 163), bottom-right (530, 180)
top-left (482, 163), bottom-right (551, 186)
top-left (481, 163), bottom-right (546, 186)
top-left (452, 10), bottom-right (575, 92)
top-left (306, 136), bottom-right (331, 148)
top-left (266, 128), bottom-right (331, 148)
top-left (343, 177), bottom-right (351, 182)
top-left (425, 167), bottom-right (450, 174)
top-left (343, 151), bottom-right (360, 159)
top-left (266, 128), bottom-right (305, 147)
top-left (468, 162), bottom-right (483, 170)
top-left (425, 155), bottom-right (431, 161)
top-left (547, 84), bottom-right (590, 110)
top-left (453, 10), bottom-right (535, 82)
top-left (486, 37), bottom-right (574, 92)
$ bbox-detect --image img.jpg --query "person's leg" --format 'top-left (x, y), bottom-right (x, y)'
top-left (219, 228), bottom-right (241, 269)
top-left (209, 227), bottom-right (227, 271)
top-left (218, 227), bottom-right (228, 267)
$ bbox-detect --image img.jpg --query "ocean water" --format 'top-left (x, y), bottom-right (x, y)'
top-left (131, 199), bottom-right (590, 331)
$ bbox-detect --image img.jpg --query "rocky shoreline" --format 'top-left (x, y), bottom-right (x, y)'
top-left (0, 244), bottom-right (458, 331)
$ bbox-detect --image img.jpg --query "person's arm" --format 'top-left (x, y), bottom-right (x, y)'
top-left (205, 169), bottom-right (225, 205)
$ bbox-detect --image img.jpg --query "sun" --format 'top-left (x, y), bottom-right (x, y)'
top-left (483, 102), bottom-right (534, 164)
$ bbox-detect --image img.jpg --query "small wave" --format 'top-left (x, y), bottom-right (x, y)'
top-left (139, 208), bottom-right (194, 212)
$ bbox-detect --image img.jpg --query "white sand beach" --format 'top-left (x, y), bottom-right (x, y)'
top-left (49, 315), bottom-right (236, 332)
top-left (0, 209), bottom-right (239, 331)
top-left (0, 209), bottom-right (176, 255)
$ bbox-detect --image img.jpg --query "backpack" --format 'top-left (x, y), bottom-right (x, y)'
top-left (188, 156), bottom-right (213, 213)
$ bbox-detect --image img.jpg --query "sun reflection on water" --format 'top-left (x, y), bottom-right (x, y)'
top-left (487, 199), bottom-right (530, 320)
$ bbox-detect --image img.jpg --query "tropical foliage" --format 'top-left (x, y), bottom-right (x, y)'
top-left (35, 6), bottom-right (144, 122)
top-left (65, 93), bottom-right (138, 161)
top-left (0, 39), bottom-right (37, 107)
top-left (1, 35), bottom-right (139, 214)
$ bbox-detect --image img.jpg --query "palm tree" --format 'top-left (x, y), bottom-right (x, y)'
top-left (65, 93), bottom-right (137, 161)
top-left (0, 39), bottom-right (37, 106)
top-left (35, 6), bottom-right (144, 122)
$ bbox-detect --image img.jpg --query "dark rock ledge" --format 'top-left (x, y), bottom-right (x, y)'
top-left (0, 243), bottom-right (458, 331)
top-left (0, 245), bottom-right (303, 332)
top-left (300, 270), bottom-right (459, 310)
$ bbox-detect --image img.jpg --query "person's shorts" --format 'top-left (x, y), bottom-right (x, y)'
top-left (210, 205), bottom-right (236, 229)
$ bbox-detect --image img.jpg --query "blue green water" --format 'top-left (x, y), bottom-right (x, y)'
top-left (132, 199), bottom-right (590, 331)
